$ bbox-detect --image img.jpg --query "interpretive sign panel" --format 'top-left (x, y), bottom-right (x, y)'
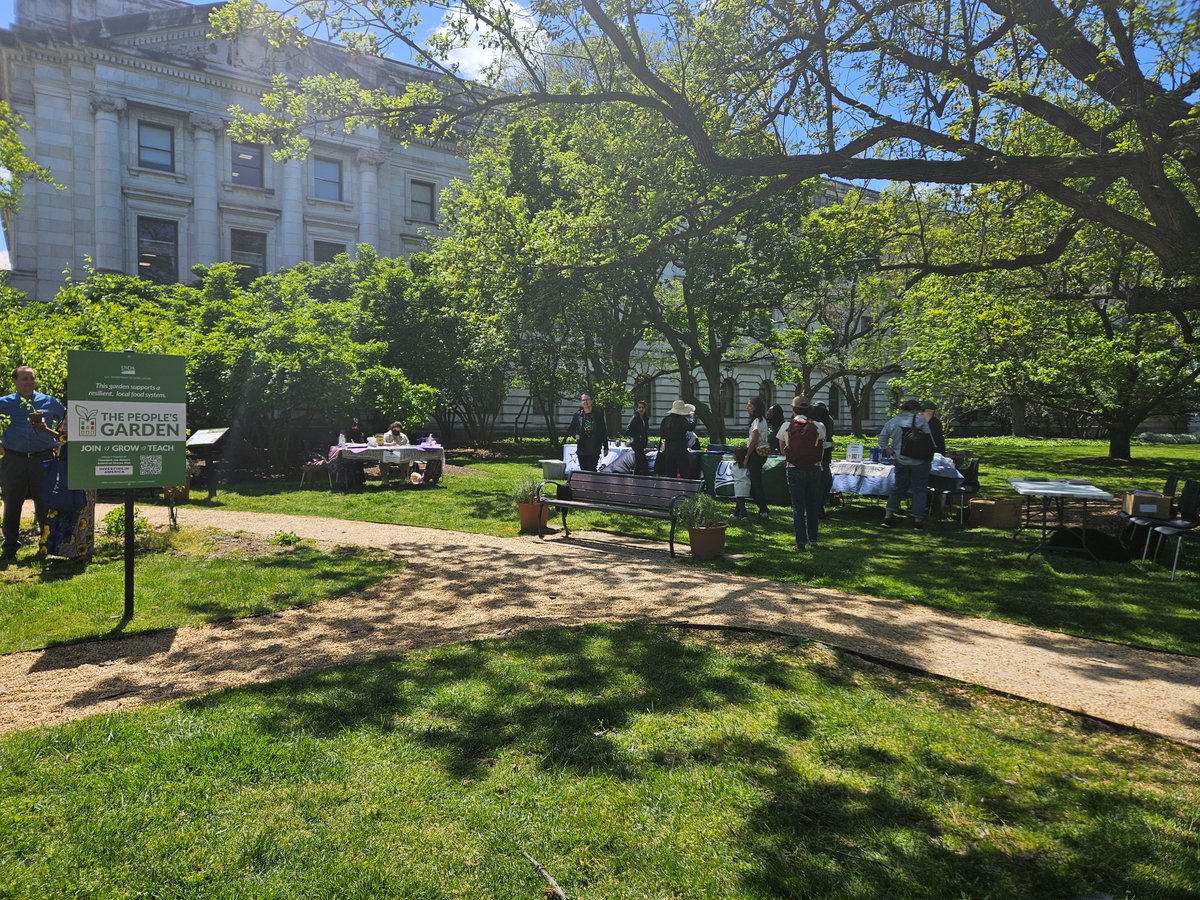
top-left (67, 350), bottom-right (187, 489)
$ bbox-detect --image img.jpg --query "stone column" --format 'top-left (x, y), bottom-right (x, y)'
top-left (90, 94), bottom-right (126, 273)
top-left (357, 150), bottom-right (384, 251)
top-left (278, 158), bottom-right (304, 266)
top-left (189, 114), bottom-right (223, 267)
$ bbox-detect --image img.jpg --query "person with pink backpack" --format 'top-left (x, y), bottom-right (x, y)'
top-left (777, 395), bottom-right (826, 550)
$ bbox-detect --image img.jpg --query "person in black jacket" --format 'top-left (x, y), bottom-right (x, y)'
top-left (813, 401), bottom-right (837, 514)
top-left (626, 400), bottom-right (650, 475)
top-left (658, 399), bottom-right (694, 477)
top-left (568, 393), bottom-right (608, 472)
top-left (921, 401), bottom-right (946, 454)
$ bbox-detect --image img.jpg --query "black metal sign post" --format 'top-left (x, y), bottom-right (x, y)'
top-left (124, 488), bottom-right (135, 620)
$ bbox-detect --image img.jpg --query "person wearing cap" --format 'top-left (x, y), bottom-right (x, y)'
top-left (878, 398), bottom-right (935, 530)
top-left (658, 399), bottom-right (694, 478)
top-left (1, 365), bottom-right (65, 560)
top-left (920, 401), bottom-right (946, 455)
top-left (568, 393), bottom-right (609, 472)
top-left (777, 395), bottom-right (826, 549)
top-left (382, 422), bottom-right (409, 445)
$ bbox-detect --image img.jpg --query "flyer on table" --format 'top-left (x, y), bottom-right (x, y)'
top-left (66, 350), bottom-right (188, 489)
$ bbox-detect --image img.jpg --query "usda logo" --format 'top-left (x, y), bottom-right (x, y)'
top-left (75, 405), bottom-right (98, 437)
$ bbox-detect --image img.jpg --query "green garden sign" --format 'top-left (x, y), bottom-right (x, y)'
top-left (66, 350), bottom-right (187, 490)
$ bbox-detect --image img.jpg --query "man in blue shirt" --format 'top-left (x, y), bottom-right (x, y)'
top-left (1, 366), bottom-right (65, 559)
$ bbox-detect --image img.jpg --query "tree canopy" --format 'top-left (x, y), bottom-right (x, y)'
top-left (213, 0), bottom-right (1200, 317)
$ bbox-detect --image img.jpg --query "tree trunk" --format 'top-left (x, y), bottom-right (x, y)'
top-left (1107, 425), bottom-right (1133, 460)
top-left (1010, 395), bottom-right (1028, 437)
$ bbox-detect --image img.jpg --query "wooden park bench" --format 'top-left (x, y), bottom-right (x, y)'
top-left (536, 471), bottom-right (705, 557)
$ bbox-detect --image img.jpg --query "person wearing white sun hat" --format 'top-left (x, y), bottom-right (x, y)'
top-left (658, 399), bottom-right (694, 478)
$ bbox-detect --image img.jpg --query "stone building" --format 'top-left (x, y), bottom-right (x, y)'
top-left (0, 0), bottom-right (894, 439)
top-left (0, 0), bottom-right (468, 301)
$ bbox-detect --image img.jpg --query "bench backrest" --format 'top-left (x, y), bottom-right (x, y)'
top-left (567, 471), bottom-right (703, 510)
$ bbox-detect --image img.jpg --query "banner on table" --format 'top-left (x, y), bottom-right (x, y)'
top-left (67, 350), bottom-right (187, 489)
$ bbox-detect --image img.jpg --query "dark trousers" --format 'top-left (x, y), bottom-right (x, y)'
top-left (821, 448), bottom-right (834, 512)
top-left (1, 453), bottom-right (49, 555)
top-left (888, 461), bottom-right (932, 519)
top-left (786, 465), bottom-right (823, 547)
top-left (578, 453), bottom-right (600, 472)
top-left (747, 451), bottom-right (769, 513)
top-left (632, 445), bottom-right (649, 475)
top-left (660, 443), bottom-right (688, 478)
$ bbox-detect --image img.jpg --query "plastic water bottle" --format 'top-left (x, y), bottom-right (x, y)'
top-left (338, 432), bottom-right (346, 448)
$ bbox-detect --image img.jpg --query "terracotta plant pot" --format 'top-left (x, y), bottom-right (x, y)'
top-left (687, 524), bottom-right (727, 560)
top-left (517, 502), bottom-right (550, 533)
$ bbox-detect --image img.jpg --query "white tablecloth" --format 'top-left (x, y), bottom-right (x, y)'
top-left (335, 443), bottom-right (446, 466)
top-left (831, 456), bottom-right (963, 497)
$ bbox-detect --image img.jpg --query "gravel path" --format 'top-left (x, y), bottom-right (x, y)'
top-left (2, 505), bottom-right (1198, 750)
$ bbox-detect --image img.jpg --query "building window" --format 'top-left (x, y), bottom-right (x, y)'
top-left (759, 379), bottom-right (775, 408)
top-left (231, 142), bottom-right (264, 188)
top-left (137, 217), bottom-right (178, 283)
top-left (827, 384), bottom-right (841, 419)
top-left (314, 240), bottom-right (345, 263)
top-left (231, 229), bottom-right (267, 282)
top-left (722, 378), bottom-right (738, 419)
top-left (314, 157), bottom-right (342, 201)
top-left (138, 122), bottom-right (175, 172)
top-left (410, 179), bottom-right (436, 221)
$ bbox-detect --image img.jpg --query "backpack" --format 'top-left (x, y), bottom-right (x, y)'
top-left (785, 417), bottom-right (823, 466)
top-left (899, 413), bottom-right (936, 461)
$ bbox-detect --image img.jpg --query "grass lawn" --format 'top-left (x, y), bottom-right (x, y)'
top-left (168, 438), bottom-right (1200, 656)
top-left (0, 528), bottom-right (399, 655)
top-left (1, 625), bottom-right (1196, 898)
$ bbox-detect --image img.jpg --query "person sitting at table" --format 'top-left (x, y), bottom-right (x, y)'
top-left (879, 399), bottom-right (935, 530)
top-left (346, 417), bottom-right (365, 444)
top-left (920, 401), bottom-right (946, 455)
top-left (383, 422), bottom-right (408, 445)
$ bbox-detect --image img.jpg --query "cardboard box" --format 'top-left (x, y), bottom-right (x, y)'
top-left (1121, 491), bottom-right (1172, 519)
top-left (969, 497), bottom-right (1022, 529)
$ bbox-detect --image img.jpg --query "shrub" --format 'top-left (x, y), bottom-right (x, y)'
top-left (511, 475), bottom-right (541, 505)
top-left (102, 506), bottom-right (151, 538)
top-left (269, 530), bottom-right (303, 546)
top-left (677, 493), bottom-right (726, 528)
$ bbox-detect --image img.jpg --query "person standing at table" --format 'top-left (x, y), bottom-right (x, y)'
top-left (568, 393), bottom-right (608, 472)
top-left (745, 396), bottom-right (772, 520)
top-left (765, 403), bottom-right (786, 452)
top-left (879, 398), bottom-right (936, 530)
top-left (921, 401), bottom-right (946, 455)
top-left (1, 366), bottom-right (65, 560)
top-left (778, 396), bottom-right (826, 550)
top-left (626, 401), bottom-right (650, 475)
top-left (346, 417), bottom-right (366, 444)
top-left (812, 400), bottom-right (837, 514)
top-left (658, 399), bottom-right (693, 478)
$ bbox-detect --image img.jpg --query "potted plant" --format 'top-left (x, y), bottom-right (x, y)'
top-left (513, 475), bottom-right (549, 533)
top-left (678, 493), bottom-right (728, 560)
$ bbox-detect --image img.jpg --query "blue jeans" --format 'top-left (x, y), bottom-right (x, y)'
top-left (786, 466), bottom-right (823, 546)
top-left (888, 461), bottom-right (932, 519)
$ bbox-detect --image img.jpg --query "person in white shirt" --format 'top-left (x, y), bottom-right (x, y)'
top-left (745, 396), bottom-right (772, 520)
top-left (383, 422), bottom-right (408, 445)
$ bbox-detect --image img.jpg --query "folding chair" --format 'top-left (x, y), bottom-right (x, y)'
top-left (1142, 479), bottom-right (1198, 561)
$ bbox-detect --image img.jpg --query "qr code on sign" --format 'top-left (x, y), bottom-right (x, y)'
top-left (139, 455), bottom-right (163, 476)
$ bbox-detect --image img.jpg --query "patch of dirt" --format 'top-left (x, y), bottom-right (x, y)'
top-left (1067, 456), bottom-right (1161, 467)
top-left (1, 506), bottom-right (1198, 753)
top-left (442, 463), bottom-right (489, 476)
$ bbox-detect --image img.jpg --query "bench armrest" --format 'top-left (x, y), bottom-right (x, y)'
top-left (536, 480), bottom-right (565, 502)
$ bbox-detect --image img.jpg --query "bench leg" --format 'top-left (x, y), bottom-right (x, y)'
top-left (561, 508), bottom-right (571, 538)
top-left (537, 503), bottom-right (545, 540)
top-left (669, 516), bottom-right (677, 558)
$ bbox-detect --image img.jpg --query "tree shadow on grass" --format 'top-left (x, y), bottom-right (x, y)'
top-left (188, 625), bottom-right (1200, 898)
